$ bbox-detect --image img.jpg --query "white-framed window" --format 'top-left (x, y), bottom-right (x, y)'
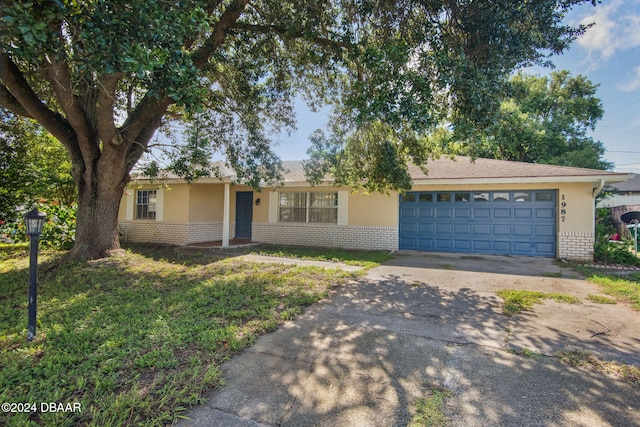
top-left (278, 192), bottom-right (338, 223)
top-left (136, 190), bottom-right (157, 219)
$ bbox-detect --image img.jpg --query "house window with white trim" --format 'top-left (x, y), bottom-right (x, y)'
top-left (279, 192), bottom-right (338, 223)
top-left (136, 190), bottom-right (157, 219)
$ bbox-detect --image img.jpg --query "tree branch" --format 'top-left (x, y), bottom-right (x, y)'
top-left (41, 55), bottom-right (100, 162)
top-left (119, 95), bottom-right (172, 149)
top-left (95, 72), bottom-right (124, 146)
top-left (192, 0), bottom-right (251, 68)
top-left (233, 23), bottom-right (352, 50)
top-left (125, 112), bottom-right (165, 173)
top-left (0, 83), bottom-right (33, 118)
top-left (0, 53), bottom-right (79, 155)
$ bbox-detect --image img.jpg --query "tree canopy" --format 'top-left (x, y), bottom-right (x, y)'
top-left (0, 112), bottom-right (74, 222)
top-left (428, 70), bottom-right (611, 170)
top-left (1, 0), bottom-right (596, 258)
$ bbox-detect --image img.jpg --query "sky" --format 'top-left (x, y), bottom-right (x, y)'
top-left (274, 0), bottom-right (640, 174)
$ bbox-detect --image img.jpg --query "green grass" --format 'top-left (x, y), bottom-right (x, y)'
top-left (557, 350), bottom-right (640, 386)
top-left (496, 289), bottom-right (581, 316)
top-left (542, 271), bottom-right (562, 277)
top-left (506, 347), bottom-right (544, 360)
top-left (586, 294), bottom-right (617, 304)
top-left (577, 269), bottom-right (640, 312)
top-left (410, 383), bottom-right (452, 427)
top-left (248, 244), bottom-right (394, 268)
top-left (0, 243), bottom-right (359, 426)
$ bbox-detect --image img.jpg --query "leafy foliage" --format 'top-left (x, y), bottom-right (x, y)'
top-left (439, 71), bottom-right (612, 170)
top-left (593, 208), bottom-right (640, 266)
top-left (1, 200), bottom-right (76, 250)
top-left (0, 113), bottom-right (75, 221)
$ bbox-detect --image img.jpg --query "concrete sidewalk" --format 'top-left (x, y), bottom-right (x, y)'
top-left (176, 252), bottom-right (640, 426)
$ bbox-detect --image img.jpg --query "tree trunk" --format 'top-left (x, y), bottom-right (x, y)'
top-left (65, 149), bottom-right (129, 261)
top-left (67, 187), bottom-right (122, 260)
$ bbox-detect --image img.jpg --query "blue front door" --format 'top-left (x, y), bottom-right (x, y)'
top-left (235, 191), bottom-right (253, 239)
top-left (399, 190), bottom-right (557, 257)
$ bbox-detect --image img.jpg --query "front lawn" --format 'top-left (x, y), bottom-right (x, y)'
top-left (248, 244), bottom-right (394, 268)
top-left (0, 244), bottom-right (360, 426)
top-left (575, 266), bottom-right (640, 312)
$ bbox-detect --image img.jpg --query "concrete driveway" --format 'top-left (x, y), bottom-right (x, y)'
top-left (178, 252), bottom-right (640, 426)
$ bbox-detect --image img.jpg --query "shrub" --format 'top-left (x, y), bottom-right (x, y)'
top-left (0, 200), bottom-right (76, 250)
top-left (593, 208), bottom-right (639, 266)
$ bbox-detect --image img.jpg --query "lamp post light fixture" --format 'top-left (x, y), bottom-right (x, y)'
top-left (24, 207), bottom-right (47, 341)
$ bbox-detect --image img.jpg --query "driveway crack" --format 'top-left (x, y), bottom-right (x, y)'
top-left (278, 361), bottom-right (314, 426)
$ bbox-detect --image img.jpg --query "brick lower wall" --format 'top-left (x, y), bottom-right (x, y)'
top-left (118, 221), bottom-right (238, 246)
top-left (187, 222), bottom-right (224, 243)
top-left (118, 221), bottom-right (189, 246)
top-left (558, 231), bottom-right (594, 261)
top-left (252, 222), bottom-right (398, 251)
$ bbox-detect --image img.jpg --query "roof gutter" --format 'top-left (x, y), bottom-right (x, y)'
top-left (593, 178), bottom-right (606, 198)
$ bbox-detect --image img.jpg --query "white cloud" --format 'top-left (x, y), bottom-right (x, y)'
top-left (576, 0), bottom-right (640, 62)
top-left (619, 66), bottom-right (640, 92)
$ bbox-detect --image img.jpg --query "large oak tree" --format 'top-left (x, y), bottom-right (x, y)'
top-left (1, 0), bottom-right (595, 259)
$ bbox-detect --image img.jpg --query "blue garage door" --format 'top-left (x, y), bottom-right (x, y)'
top-left (399, 191), bottom-right (557, 257)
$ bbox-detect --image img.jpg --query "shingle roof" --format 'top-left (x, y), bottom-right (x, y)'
top-left (609, 174), bottom-right (640, 192)
top-left (406, 156), bottom-right (629, 182)
top-left (134, 156), bottom-right (632, 185)
top-left (281, 156), bottom-right (630, 184)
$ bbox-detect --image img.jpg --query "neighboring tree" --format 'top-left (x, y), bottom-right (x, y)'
top-left (0, 112), bottom-right (74, 221)
top-left (429, 71), bottom-right (612, 170)
top-left (1, 0), bottom-right (595, 259)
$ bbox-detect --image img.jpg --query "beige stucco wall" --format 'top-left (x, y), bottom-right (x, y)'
top-left (347, 191), bottom-right (398, 226)
top-left (188, 184), bottom-right (224, 222)
top-left (162, 184), bottom-right (190, 223)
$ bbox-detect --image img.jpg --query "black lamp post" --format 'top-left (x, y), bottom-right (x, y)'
top-left (24, 208), bottom-right (47, 341)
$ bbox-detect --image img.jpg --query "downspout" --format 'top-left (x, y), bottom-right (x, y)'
top-left (593, 179), bottom-right (606, 197)
top-left (591, 179), bottom-right (606, 254)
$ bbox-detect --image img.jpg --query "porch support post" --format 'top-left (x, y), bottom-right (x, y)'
top-left (223, 182), bottom-right (230, 247)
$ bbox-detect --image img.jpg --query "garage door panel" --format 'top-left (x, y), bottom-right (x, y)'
top-left (514, 241), bottom-right (534, 253)
top-left (400, 237), bottom-right (417, 249)
top-left (474, 208), bottom-right (491, 218)
top-left (417, 238), bottom-right (435, 249)
top-left (436, 223), bottom-right (452, 234)
top-left (493, 241), bottom-right (511, 252)
top-left (400, 191), bottom-right (556, 257)
top-left (473, 224), bottom-right (492, 235)
top-left (418, 223), bottom-right (435, 234)
top-left (400, 222), bottom-right (418, 233)
top-left (454, 240), bottom-right (471, 250)
top-left (536, 243), bottom-right (555, 253)
top-left (400, 207), bottom-right (417, 218)
top-left (419, 207), bottom-right (435, 218)
top-left (455, 208), bottom-right (471, 218)
top-left (493, 224), bottom-right (511, 235)
top-left (536, 208), bottom-right (554, 219)
top-left (473, 240), bottom-right (491, 251)
top-left (436, 208), bottom-right (452, 218)
top-left (513, 225), bottom-right (533, 236)
top-left (454, 223), bottom-right (472, 234)
top-left (494, 208), bottom-right (511, 218)
top-left (535, 224), bottom-right (554, 236)
top-left (514, 208), bottom-right (533, 219)
top-left (435, 239), bottom-right (452, 249)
